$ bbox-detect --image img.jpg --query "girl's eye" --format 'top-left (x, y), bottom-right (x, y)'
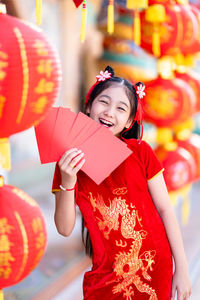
top-left (118, 107), bottom-right (126, 111)
top-left (99, 99), bottom-right (108, 104)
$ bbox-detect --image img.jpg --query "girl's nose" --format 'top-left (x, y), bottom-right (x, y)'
top-left (104, 105), bottom-right (114, 117)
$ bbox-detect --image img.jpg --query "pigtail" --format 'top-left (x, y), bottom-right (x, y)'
top-left (104, 65), bottom-right (115, 77)
top-left (121, 81), bottom-right (145, 142)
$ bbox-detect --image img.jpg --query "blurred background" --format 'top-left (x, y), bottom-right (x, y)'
top-left (1, 0), bottom-right (200, 299)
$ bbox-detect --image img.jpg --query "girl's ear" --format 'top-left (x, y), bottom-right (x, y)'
top-left (125, 117), bottom-right (134, 129)
top-left (86, 106), bottom-right (91, 115)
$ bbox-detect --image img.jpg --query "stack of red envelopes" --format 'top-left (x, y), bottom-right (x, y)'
top-left (34, 107), bottom-right (132, 184)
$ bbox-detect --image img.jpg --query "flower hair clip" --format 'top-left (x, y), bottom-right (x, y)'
top-left (96, 70), bottom-right (111, 82)
top-left (136, 84), bottom-right (145, 99)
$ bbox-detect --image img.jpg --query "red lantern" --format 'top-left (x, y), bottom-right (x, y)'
top-left (141, 3), bottom-right (199, 56)
top-left (155, 143), bottom-right (196, 191)
top-left (0, 11), bottom-right (61, 138)
top-left (187, 4), bottom-right (200, 53)
top-left (176, 133), bottom-right (200, 180)
top-left (143, 76), bottom-right (196, 127)
top-left (0, 176), bottom-right (47, 293)
top-left (175, 70), bottom-right (200, 112)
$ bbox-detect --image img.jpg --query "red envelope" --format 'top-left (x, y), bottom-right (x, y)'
top-left (67, 112), bottom-right (102, 147)
top-left (79, 125), bottom-right (132, 184)
top-left (34, 107), bottom-right (59, 163)
top-left (34, 107), bottom-right (132, 184)
top-left (50, 107), bottom-right (77, 161)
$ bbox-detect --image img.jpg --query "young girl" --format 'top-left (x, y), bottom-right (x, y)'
top-left (52, 66), bottom-right (191, 300)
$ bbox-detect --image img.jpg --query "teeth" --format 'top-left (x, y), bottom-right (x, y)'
top-left (99, 119), bottom-right (114, 127)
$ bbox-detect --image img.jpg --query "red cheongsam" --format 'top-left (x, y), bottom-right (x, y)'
top-left (52, 139), bottom-right (173, 300)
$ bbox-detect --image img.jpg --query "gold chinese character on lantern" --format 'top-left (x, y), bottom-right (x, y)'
top-left (0, 51), bottom-right (8, 81)
top-left (0, 218), bottom-right (13, 234)
top-left (35, 232), bottom-right (45, 249)
top-left (32, 217), bottom-right (43, 234)
top-left (31, 96), bottom-right (48, 114)
top-left (0, 218), bottom-right (15, 279)
top-left (0, 95), bottom-right (6, 118)
top-left (34, 78), bottom-right (54, 94)
top-left (32, 217), bottom-right (46, 249)
top-left (33, 40), bottom-right (48, 56)
top-left (37, 59), bottom-right (53, 77)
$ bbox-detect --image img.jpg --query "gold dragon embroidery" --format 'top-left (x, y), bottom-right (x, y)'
top-left (89, 191), bottom-right (158, 300)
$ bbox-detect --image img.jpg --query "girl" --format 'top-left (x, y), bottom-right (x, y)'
top-left (52, 66), bottom-right (191, 300)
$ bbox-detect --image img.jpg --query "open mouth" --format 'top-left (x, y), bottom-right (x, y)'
top-left (99, 118), bottom-right (114, 128)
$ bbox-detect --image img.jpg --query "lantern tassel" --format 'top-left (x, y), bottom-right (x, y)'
top-left (145, 4), bottom-right (166, 57)
top-left (107, 0), bottom-right (114, 35)
top-left (0, 290), bottom-right (4, 300)
top-left (133, 10), bottom-right (141, 46)
top-left (0, 138), bottom-right (11, 171)
top-left (36, 0), bottom-right (42, 26)
top-left (80, 0), bottom-right (87, 43)
top-left (152, 24), bottom-right (160, 57)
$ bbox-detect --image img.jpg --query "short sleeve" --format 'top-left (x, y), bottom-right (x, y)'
top-left (140, 141), bottom-right (164, 181)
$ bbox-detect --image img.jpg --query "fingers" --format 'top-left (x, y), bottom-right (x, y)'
top-left (177, 288), bottom-right (192, 300)
top-left (59, 148), bottom-right (78, 165)
top-left (73, 157), bottom-right (86, 173)
top-left (58, 148), bottom-right (85, 175)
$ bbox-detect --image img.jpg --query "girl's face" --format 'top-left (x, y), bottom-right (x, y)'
top-left (86, 85), bottom-right (133, 136)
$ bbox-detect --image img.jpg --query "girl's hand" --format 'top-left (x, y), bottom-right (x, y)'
top-left (171, 269), bottom-right (192, 300)
top-left (58, 148), bottom-right (85, 189)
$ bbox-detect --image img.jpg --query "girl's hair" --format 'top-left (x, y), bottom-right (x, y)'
top-left (82, 66), bottom-right (144, 257)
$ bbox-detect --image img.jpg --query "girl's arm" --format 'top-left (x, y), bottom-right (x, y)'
top-left (147, 173), bottom-right (192, 300)
top-left (54, 148), bottom-right (85, 236)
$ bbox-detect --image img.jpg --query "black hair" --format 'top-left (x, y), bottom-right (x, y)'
top-left (82, 66), bottom-right (144, 257)
top-left (85, 65), bottom-right (144, 140)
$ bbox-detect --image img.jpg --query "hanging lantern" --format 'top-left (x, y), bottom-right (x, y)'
top-left (0, 10), bottom-right (61, 138)
top-left (186, 4), bottom-right (200, 53)
top-left (175, 70), bottom-right (200, 113)
top-left (0, 8), bottom-right (61, 170)
top-left (141, 3), bottom-right (199, 57)
top-left (172, 53), bottom-right (200, 112)
top-left (175, 133), bottom-right (200, 180)
top-left (143, 75), bottom-right (196, 128)
top-left (155, 142), bottom-right (195, 225)
top-left (0, 176), bottom-right (47, 297)
top-left (155, 142), bottom-right (196, 191)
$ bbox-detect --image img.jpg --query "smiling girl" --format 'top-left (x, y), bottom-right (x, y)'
top-left (52, 66), bottom-right (191, 300)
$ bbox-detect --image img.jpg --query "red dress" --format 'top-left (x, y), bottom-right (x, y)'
top-left (52, 139), bottom-right (173, 300)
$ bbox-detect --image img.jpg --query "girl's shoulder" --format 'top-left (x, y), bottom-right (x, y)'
top-left (125, 138), bottom-right (150, 154)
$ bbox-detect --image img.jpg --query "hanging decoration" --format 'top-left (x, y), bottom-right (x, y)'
top-left (155, 142), bottom-right (196, 224)
top-left (141, 3), bottom-right (199, 57)
top-left (155, 143), bottom-right (197, 191)
top-left (35, 0), bottom-right (42, 25)
top-left (0, 7), bottom-right (62, 170)
top-left (81, 0), bottom-right (87, 42)
top-left (108, 0), bottom-right (114, 34)
top-left (0, 176), bottom-right (47, 299)
top-left (143, 58), bottom-right (196, 130)
top-left (126, 0), bottom-right (148, 45)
